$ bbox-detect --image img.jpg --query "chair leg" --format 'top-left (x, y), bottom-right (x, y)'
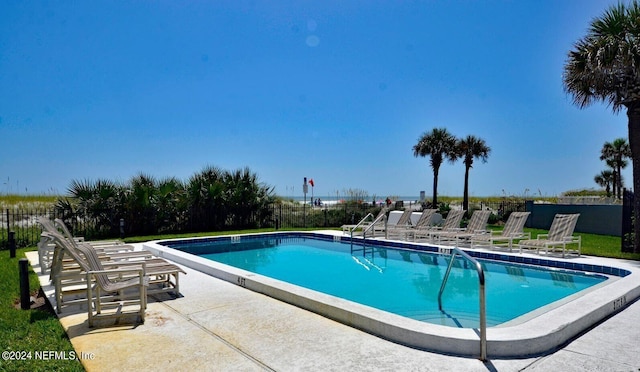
top-left (140, 280), bottom-right (146, 322)
top-left (87, 276), bottom-right (94, 327)
top-left (55, 277), bottom-right (62, 314)
top-left (95, 286), bottom-right (102, 315)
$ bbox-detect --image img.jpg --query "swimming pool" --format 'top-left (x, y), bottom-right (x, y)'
top-left (143, 232), bottom-right (640, 358)
top-left (161, 235), bottom-right (606, 328)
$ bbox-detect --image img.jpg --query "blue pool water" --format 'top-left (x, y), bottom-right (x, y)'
top-left (164, 235), bottom-right (608, 328)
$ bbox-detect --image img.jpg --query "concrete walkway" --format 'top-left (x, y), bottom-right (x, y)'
top-left (26, 250), bottom-right (640, 372)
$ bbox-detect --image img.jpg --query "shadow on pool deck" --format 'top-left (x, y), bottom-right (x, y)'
top-left (25, 249), bottom-right (640, 372)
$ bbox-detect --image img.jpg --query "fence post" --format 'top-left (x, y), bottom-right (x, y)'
top-left (19, 258), bottom-right (30, 310)
top-left (9, 231), bottom-right (16, 258)
top-left (324, 207), bottom-right (328, 227)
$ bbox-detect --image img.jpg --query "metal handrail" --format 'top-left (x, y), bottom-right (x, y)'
top-left (349, 212), bottom-right (374, 240)
top-left (437, 247), bottom-right (487, 361)
top-left (361, 213), bottom-right (387, 239)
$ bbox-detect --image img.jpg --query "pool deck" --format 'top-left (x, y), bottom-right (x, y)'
top-left (25, 233), bottom-right (640, 371)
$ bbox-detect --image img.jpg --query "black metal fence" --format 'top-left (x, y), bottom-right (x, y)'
top-left (0, 199), bottom-right (524, 250)
top-left (0, 202), bottom-right (382, 250)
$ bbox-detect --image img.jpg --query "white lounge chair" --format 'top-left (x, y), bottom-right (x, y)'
top-left (416, 209), bottom-right (466, 242)
top-left (412, 209), bottom-right (439, 229)
top-left (395, 209), bottom-right (438, 241)
top-left (518, 213), bottom-right (581, 257)
top-left (432, 210), bottom-right (492, 246)
top-left (385, 210), bottom-right (414, 239)
top-left (470, 211), bottom-right (531, 251)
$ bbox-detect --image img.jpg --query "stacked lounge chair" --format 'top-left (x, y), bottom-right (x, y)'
top-left (42, 229), bottom-right (148, 326)
top-left (38, 217), bottom-right (186, 325)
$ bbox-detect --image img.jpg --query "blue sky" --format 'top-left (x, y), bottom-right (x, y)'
top-left (0, 1), bottom-right (631, 199)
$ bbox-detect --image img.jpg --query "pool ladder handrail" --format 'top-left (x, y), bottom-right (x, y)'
top-left (349, 212), bottom-right (374, 239)
top-left (438, 247), bottom-right (487, 361)
top-left (361, 213), bottom-right (387, 240)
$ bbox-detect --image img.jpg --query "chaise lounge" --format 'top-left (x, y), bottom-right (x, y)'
top-left (470, 211), bottom-right (531, 251)
top-left (518, 213), bottom-right (581, 257)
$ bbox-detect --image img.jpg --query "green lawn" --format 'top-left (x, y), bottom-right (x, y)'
top-left (0, 248), bottom-right (84, 372)
top-left (0, 227), bottom-right (637, 372)
top-left (520, 227), bottom-right (640, 260)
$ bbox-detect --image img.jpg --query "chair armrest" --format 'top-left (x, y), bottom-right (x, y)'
top-left (87, 264), bottom-right (146, 277)
top-left (564, 235), bottom-right (581, 243)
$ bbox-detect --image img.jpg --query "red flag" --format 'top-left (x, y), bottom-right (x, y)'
top-left (309, 178), bottom-right (314, 187)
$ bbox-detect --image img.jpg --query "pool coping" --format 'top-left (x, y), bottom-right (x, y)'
top-left (142, 231), bottom-right (640, 359)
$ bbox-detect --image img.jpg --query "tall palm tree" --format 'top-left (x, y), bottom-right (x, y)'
top-left (563, 0), bottom-right (640, 252)
top-left (605, 159), bottom-right (620, 197)
top-left (412, 128), bottom-right (458, 205)
top-left (457, 135), bottom-right (491, 213)
top-left (594, 170), bottom-right (615, 197)
top-left (600, 138), bottom-right (631, 198)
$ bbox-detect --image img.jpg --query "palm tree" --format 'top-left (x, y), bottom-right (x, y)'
top-left (605, 159), bottom-right (619, 197)
top-left (224, 167), bottom-right (275, 229)
top-left (412, 128), bottom-right (458, 205)
top-left (65, 178), bottom-right (123, 238)
top-left (600, 138), bottom-right (631, 198)
top-left (456, 135), bottom-right (491, 213)
top-left (155, 177), bottom-right (186, 233)
top-left (126, 173), bottom-right (158, 235)
top-left (594, 170), bottom-right (615, 197)
top-left (563, 0), bottom-right (640, 252)
top-left (186, 165), bottom-right (226, 231)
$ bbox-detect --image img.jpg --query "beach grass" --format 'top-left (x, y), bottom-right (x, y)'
top-left (0, 194), bottom-right (58, 206)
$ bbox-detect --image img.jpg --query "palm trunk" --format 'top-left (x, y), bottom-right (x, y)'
top-left (617, 165), bottom-right (623, 199)
top-left (463, 166), bottom-right (470, 213)
top-left (627, 104), bottom-right (640, 253)
top-left (432, 167), bottom-right (439, 206)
